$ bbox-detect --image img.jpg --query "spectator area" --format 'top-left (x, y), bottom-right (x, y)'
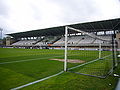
top-left (12, 35), bottom-right (112, 47)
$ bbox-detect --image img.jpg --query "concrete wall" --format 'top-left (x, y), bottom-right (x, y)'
top-left (116, 33), bottom-right (120, 49)
top-left (6, 37), bottom-right (11, 46)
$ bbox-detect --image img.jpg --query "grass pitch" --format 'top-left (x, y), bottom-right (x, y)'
top-left (0, 48), bottom-right (119, 90)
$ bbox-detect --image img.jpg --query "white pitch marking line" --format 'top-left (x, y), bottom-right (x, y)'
top-left (0, 55), bottom-right (64, 65)
top-left (0, 53), bottom-right (83, 65)
top-left (11, 71), bottom-right (64, 90)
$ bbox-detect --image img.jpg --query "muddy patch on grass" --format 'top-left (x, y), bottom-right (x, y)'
top-left (50, 59), bottom-right (85, 63)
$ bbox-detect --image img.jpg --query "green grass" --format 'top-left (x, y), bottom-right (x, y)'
top-left (0, 48), bottom-right (119, 90)
top-left (0, 48), bottom-right (64, 89)
top-left (22, 72), bottom-right (118, 90)
top-left (69, 55), bottom-right (113, 77)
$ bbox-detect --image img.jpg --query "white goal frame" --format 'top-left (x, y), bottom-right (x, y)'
top-left (64, 26), bottom-right (112, 72)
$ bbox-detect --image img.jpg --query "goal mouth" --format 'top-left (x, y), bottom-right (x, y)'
top-left (50, 59), bottom-right (85, 63)
top-left (63, 26), bottom-right (117, 78)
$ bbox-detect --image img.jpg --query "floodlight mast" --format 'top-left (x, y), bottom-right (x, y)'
top-left (64, 26), bottom-right (68, 72)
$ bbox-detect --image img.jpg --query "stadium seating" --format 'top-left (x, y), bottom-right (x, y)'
top-left (52, 35), bottom-right (112, 46)
top-left (12, 40), bottom-right (37, 46)
top-left (52, 37), bottom-right (65, 46)
top-left (12, 35), bottom-right (112, 47)
top-left (34, 42), bottom-right (47, 46)
top-left (34, 36), bottom-right (60, 46)
top-left (78, 36), bottom-right (94, 43)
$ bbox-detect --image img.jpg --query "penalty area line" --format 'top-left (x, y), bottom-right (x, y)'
top-left (11, 71), bottom-right (64, 90)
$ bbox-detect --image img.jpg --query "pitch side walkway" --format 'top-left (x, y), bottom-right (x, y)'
top-left (115, 78), bottom-right (120, 90)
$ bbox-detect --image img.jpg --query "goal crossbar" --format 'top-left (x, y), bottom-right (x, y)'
top-left (64, 26), bottom-right (112, 72)
top-left (67, 26), bottom-right (111, 42)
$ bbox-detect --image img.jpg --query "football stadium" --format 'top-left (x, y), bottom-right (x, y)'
top-left (0, 18), bottom-right (120, 90)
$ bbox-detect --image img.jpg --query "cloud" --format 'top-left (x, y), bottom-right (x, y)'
top-left (0, 0), bottom-right (65, 34)
top-left (0, 0), bottom-right (120, 36)
top-left (53, 0), bottom-right (100, 23)
top-left (91, 0), bottom-right (120, 19)
top-left (50, 0), bottom-right (120, 23)
top-left (28, 0), bottom-right (64, 27)
top-left (0, 0), bottom-right (9, 17)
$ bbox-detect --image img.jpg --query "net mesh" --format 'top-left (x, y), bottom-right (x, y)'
top-left (66, 27), bottom-right (113, 78)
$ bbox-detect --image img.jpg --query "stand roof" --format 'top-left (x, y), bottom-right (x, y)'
top-left (7, 18), bottom-right (120, 38)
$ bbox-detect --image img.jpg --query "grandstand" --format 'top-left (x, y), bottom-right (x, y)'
top-left (51, 35), bottom-right (112, 47)
top-left (6, 18), bottom-right (120, 76)
top-left (6, 18), bottom-right (120, 75)
top-left (12, 40), bottom-right (38, 46)
top-left (5, 18), bottom-right (119, 49)
top-left (10, 35), bottom-right (112, 47)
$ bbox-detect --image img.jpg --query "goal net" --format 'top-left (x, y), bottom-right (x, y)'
top-left (64, 26), bottom-right (117, 78)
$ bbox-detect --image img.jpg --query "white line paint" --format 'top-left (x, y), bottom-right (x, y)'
top-left (8, 54), bottom-right (111, 90)
top-left (0, 53), bottom-right (84, 65)
top-left (11, 71), bottom-right (64, 90)
top-left (0, 55), bottom-right (64, 65)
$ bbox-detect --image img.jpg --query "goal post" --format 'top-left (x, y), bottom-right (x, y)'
top-left (64, 26), bottom-right (116, 78)
top-left (64, 26), bottom-right (103, 71)
top-left (64, 26), bottom-right (68, 71)
top-left (114, 39), bottom-right (118, 67)
top-left (99, 43), bottom-right (102, 59)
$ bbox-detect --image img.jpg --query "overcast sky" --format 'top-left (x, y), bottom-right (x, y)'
top-left (0, 0), bottom-right (120, 37)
